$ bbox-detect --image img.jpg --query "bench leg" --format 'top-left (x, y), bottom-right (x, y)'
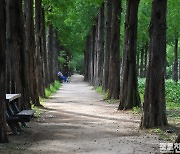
top-left (7, 122), bottom-right (19, 135)
top-left (21, 122), bottom-right (27, 127)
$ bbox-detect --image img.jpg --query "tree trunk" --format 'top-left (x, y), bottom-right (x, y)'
top-left (136, 47), bottom-right (140, 77)
top-left (140, 0), bottom-right (168, 128)
top-left (35, 0), bottom-right (46, 97)
top-left (41, 8), bottom-right (48, 88)
top-left (84, 35), bottom-right (90, 81)
top-left (96, 4), bottom-right (105, 87)
top-left (89, 26), bottom-right (96, 84)
top-left (0, 0), bottom-right (8, 143)
top-left (102, 0), bottom-right (112, 92)
top-left (140, 47), bottom-right (144, 78)
top-left (175, 133), bottom-right (180, 143)
top-left (93, 19), bottom-right (98, 87)
top-left (119, 0), bottom-right (140, 109)
top-left (53, 29), bottom-right (60, 80)
top-left (108, 0), bottom-right (121, 99)
top-left (6, 0), bottom-right (25, 109)
top-left (144, 42), bottom-right (148, 77)
top-left (24, 0), bottom-right (40, 106)
top-left (172, 32), bottom-right (178, 82)
top-left (47, 24), bottom-right (54, 84)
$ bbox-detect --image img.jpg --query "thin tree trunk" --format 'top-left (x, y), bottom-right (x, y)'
top-left (47, 24), bottom-right (54, 84)
top-left (102, 0), bottom-right (112, 92)
top-left (140, 0), bottom-right (168, 128)
top-left (97, 4), bottom-right (105, 87)
top-left (108, 0), bottom-right (121, 99)
top-left (144, 42), bottom-right (148, 77)
top-left (41, 8), bottom-right (48, 88)
top-left (173, 32), bottom-right (178, 82)
top-left (136, 46), bottom-right (140, 77)
top-left (84, 35), bottom-right (90, 81)
top-left (175, 133), bottom-right (180, 143)
top-left (93, 19), bottom-right (98, 87)
top-left (119, 0), bottom-right (140, 109)
top-left (140, 47), bottom-right (144, 78)
top-left (0, 0), bottom-right (8, 143)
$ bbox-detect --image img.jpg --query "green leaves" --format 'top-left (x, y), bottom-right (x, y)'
top-left (43, 0), bottom-right (102, 55)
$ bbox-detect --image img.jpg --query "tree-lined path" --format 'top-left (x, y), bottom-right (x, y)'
top-left (1, 75), bottom-right (160, 154)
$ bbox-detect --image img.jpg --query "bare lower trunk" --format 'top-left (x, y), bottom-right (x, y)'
top-left (119, 0), bottom-right (140, 110)
top-left (102, 0), bottom-right (112, 92)
top-left (172, 32), bottom-right (178, 82)
top-left (0, 0), bottom-right (8, 143)
top-left (140, 0), bottom-right (168, 128)
top-left (108, 0), bottom-right (121, 99)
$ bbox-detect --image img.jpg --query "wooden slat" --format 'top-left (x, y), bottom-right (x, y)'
top-left (17, 110), bottom-right (35, 116)
top-left (6, 94), bottom-right (21, 102)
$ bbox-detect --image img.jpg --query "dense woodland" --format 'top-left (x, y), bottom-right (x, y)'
top-left (0, 0), bottom-right (179, 143)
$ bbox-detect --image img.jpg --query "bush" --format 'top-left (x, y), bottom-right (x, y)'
top-left (45, 80), bottom-right (61, 98)
top-left (138, 78), bottom-right (180, 110)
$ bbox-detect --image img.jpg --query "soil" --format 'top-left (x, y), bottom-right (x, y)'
top-left (0, 74), bottom-right (162, 154)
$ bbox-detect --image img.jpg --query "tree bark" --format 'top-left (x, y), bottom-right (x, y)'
top-left (96, 4), bottom-right (105, 87)
top-left (175, 133), bottom-right (180, 143)
top-left (90, 26), bottom-right (96, 84)
top-left (172, 32), bottom-right (178, 82)
top-left (53, 29), bottom-right (60, 80)
top-left (24, 0), bottom-right (40, 106)
top-left (140, 0), bottom-right (168, 128)
top-left (108, 0), bottom-right (121, 99)
top-left (0, 0), bottom-right (8, 143)
top-left (35, 0), bottom-right (45, 97)
top-left (102, 0), bottom-right (112, 92)
top-left (47, 24), bottom-right (54, 84)
top-left (41, 8), bottom-right (48, 88)
top-left (6, 0), bottom-right (25, 109)
top-left (119, 0), bottom-right (140, 109)
top-left (84, 35), bottom-right (90, 81)
top-left (93, 19), bottom-right (98, 87)
top-left (140, 47), bottom-right (144, 78)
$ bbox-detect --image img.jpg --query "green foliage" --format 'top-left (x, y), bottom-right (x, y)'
top-left (132, 106), bottom-right (141, 114)
top-left (165, 80), bottom-right (180, 109)
top-left (54, 80), bottom-right (61, 89)
top-left (43, 0), bottom-right (103, 55)
top-left (96, 86), bottom-right (103, 94)
top-left (138, 79), bottom-right (180, 110)
top-left (70, 53), bottom-right (84, 74)
top-left (45, 80), bottom-right (61, 98)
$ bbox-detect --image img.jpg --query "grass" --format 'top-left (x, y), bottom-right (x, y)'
top-left (138, 78), bottom-right (180, 113)
top-left (45, 80), bottom-right (61, 98)
top-left (96, 86), bottom-right (103, 94)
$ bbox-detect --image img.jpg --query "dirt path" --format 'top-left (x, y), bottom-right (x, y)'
top-left (0, 74), bottom-right (161, 154)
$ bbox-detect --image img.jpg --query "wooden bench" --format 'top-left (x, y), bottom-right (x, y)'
top-left (6, 94), bottom-right (35, 134)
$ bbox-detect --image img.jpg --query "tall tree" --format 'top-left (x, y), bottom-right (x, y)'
top-left (108, 0), bottom-right (121, 99)
top-left (172, 32), bottom-right (178, 82)
top-left (102, 0), bottom-right (112, 92)
top-left (0, 0), bottom-right (8, 143)
top-left (96, 4), bottom-right (105, 87)
top-left (119, 0), bottom-right (141, 109)
top-left (35, 0), bottom-right (45, 97)
top-left (140, 0), bottom-right (168, 128)
top-left (6, 0), bottom-right (25, 109)
top-left (47, 24), bottom-right (54, 84)
top-left (24, 0), bottom-right (40, 106)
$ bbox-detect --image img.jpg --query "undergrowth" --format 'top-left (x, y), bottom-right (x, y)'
top-left (45, 80), bottom-right (61, 98)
